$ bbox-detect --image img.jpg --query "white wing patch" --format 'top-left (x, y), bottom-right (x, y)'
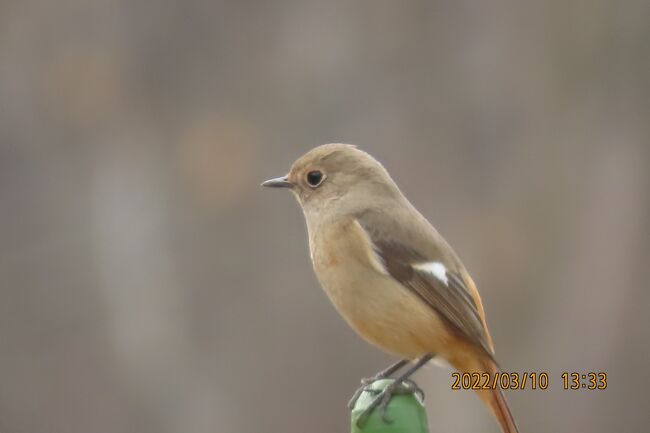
top-left (413, 262), bottom-right (449, 286)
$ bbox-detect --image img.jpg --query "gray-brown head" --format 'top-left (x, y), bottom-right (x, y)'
top-left (262, 144), bottom-right (403, 223)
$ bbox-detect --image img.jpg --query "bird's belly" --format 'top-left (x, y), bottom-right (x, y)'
top-left (318, 263), bottom-right (449, 359)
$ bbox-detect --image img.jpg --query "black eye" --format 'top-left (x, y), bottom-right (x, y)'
top-left (306, 170), bottom-right (323, 187)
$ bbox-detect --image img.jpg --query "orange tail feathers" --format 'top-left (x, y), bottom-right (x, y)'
top-left (481, 371), bottom-right (519, 433)
top-left (451, 351), bottom-right (519, 433)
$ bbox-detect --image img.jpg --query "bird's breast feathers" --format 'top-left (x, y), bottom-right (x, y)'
top-left (309, 219), bottom-right (452, 358)
top-left (309, 215), bottom-right (494, 359)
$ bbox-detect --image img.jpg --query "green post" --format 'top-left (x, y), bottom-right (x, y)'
top-left (350, 379), bottom-right (430, 433)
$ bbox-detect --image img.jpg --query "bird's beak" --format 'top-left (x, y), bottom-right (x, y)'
top-left (261, 175), bottom-right (292, 189)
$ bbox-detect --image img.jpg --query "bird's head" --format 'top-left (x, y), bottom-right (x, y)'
top-left (262, 143), bottom-right (402, 223)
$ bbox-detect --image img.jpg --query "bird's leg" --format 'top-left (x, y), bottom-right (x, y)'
top-left (364, 359), bottom-right (411, 384)
top-left (348, 359), bottom-right (410, 409)
top-left (355, 354), bottom-right (434, 427)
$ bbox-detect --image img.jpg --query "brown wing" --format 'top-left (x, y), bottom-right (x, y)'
top-left (356, 216), bottom-right (495, 360)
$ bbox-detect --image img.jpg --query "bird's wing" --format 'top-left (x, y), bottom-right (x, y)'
top-left (355, 212), bottom-right (495, 359)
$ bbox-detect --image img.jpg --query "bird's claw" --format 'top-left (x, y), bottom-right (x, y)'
top-left (347, 377), bottom-right (380, 409)
top-left (352, 379), bottom-right (425, 427)
top-left (401, 378), bottom-right (425, 402)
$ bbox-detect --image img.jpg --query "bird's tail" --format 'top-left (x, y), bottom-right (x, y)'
top-left (451, 352), bottom-right (519, 433)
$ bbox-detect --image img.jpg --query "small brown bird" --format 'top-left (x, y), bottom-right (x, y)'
top-left (263, 144), bottom-right (518, 433)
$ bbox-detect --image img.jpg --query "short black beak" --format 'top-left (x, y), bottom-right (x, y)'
top-left (261, 176), bottom-right (292, 188)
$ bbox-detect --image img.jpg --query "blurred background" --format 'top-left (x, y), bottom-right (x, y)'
top-left (1, 1), bottom-right (649, 432)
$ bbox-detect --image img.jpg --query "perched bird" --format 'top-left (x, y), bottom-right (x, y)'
top-left (262, 144), bottom-right (518, 433)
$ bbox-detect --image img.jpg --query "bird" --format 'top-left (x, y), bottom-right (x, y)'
top-left (262, 143), bottom-right (518, 433)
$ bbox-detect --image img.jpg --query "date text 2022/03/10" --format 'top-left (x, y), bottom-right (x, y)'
top-left (451, 371), bottom-right (607, 390)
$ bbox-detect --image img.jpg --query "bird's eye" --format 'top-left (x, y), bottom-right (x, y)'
top-left (306, 170), bottom-right (324, 187)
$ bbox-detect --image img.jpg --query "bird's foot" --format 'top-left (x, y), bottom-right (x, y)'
top-left (347, 377), bottom-right (378, 410)
top-left (347, 363), bottom-right (407, 409)
top-left (353, 379), bottom-right (425, 427)
top-left (401, 379), bottom-right (425, 402)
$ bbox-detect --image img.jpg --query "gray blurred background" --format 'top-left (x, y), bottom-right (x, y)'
top-left (1, 1), bottom-right (649, 432)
